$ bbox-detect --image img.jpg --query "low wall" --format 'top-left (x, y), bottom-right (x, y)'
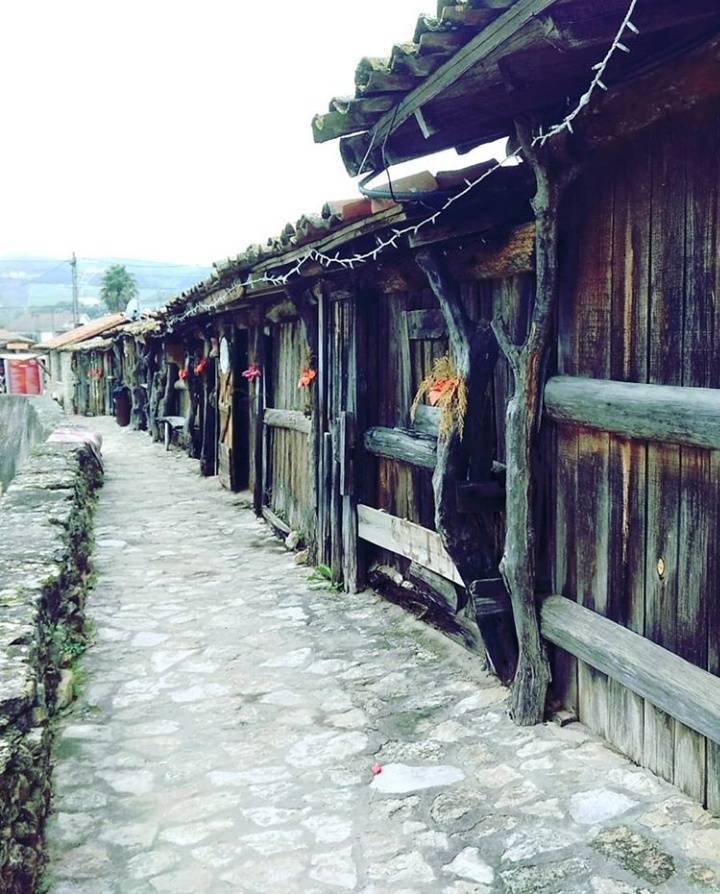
top-left (0, 431), bottom-right (102, 892)
top-left (0, 395), bottom-right (65, 494)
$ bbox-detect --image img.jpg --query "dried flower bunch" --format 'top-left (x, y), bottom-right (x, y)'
top-left (411, 353), bottom-right (468, 440)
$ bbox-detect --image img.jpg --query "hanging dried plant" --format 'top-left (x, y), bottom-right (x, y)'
top-left (410, 353), bottom-right (468, 440)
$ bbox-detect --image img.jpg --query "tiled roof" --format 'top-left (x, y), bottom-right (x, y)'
top-left (159, 158), bottom-right (533, 325)
top-left (40, 314), bottom-right (127, 349)
top-left (312, 1), bottom-right (514, 149)
top-left (162, 197), bottom-right (402, 316)
top-left (314, 0), bottom-right (720, 175)
top-left (0, 329), bottom-right (33, 345)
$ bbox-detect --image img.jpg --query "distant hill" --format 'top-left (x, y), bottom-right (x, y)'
top-left (0, 256), bottom-right (212, 333)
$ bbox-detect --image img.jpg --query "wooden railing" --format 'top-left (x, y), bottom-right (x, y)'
top-left (541, 595), bottom-right (720, 746)
top-left (545, 375), bottom-right (720, 449)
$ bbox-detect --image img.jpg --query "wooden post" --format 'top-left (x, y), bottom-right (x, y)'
top-left (251, 326), bottom-right (266, 515)
top-left (491, 121), bottom-right (579, 724)
top-left (317, 288), bottom-right (330, 564)
top-left (322, 432), bottom-right (333, 565)
top-left (261, 327), bottom-right (273, 514)
top-left (200, 334), bottom-right (218, 477)
top-left (340, 291), bottom-right (363, 592)
top-left (160, 350), bottom-right (178, 421)
top-left (291, 288), bottom-right (321, 564)
top-left (185, 342), bottom-right (203, 459)
top-left (330, 420), bottom-right (343, 584)
top-left (416, 249), bottom-right (517, 683)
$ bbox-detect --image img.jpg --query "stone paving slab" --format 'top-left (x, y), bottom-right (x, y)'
top-left (45, 419), bottom-right (720, 893)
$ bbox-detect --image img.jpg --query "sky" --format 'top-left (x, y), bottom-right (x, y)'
top-left (0, 0), bottom-right (504, 267)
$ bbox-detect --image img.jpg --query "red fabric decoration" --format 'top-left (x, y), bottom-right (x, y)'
top-left (178, 368), bottom-right (189, 380)
top-left (195, 358), bottom-right (209, 375)
top-left (428, 378), bottom-right (459, 407)
top-left (242, 365), bottom-right (262, 382)
top-left (298, 368), bottom-right (317, 389)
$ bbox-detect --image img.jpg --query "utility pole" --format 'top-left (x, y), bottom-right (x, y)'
top-left (70, 252), bottom-right (79, 327)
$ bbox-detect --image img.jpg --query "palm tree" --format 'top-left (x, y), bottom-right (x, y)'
top-left (100, 265), bottom-right (138, 313)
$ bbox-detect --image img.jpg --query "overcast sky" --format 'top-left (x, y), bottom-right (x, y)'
top-left (0, 1), bottom-right (502, 267)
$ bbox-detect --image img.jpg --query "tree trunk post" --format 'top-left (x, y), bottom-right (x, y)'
top-left (492, 121), bottom-right (579, 724)
top-left (416, 248), bottom-right (518, 683)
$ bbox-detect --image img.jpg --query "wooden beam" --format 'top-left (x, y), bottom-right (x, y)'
top-left (264, 407), bottom-right (311, 435)
top-left (341, 0), bottom-right (557, 175)
top-left (438, 223), bottom-right (537, 283)
top-left (358, 504), bottom-right (462, 585)
top-left (545, 375), bottom-right (720, 450)
top-left (541, 595), bottom-right (720, 747)
top-left (262, 505), bottom-right (292, 538)
top-left (312, 109), bottom-right (384, 144)
top-left (364, 426), bottom-right (437, 470)
top-left (367, 563), bottom-right (484, 655)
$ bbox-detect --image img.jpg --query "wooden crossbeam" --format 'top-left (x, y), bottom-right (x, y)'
top-left (545, 376), bottom-right (720, 450)
top-left (364, 426), bottom-right (438, 469)
top-left (264, 408), bottom-right (311, 435)
top-left (357, 504), bottom-right (462, 585)
top-left (541, 595), bottom-right (720, 746)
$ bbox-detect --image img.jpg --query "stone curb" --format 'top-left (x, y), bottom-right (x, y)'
top-left (0, 431), bottom-right (103, 893)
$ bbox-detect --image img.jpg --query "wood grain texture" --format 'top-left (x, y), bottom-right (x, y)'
top-left (364, 426), bottom-right (438, 470)
top-left (264, 408), bottom-right (311, 435)
top-left (541, 595), bottom-right (720, 747)
top-left (545, 376), bottom-right (720, 450)
top-left (678, 113), bottom-right (720, 805)
top-left (357, 503), bottom-right (462, 585)
top-left (643, 130), bottom-right (685, 787)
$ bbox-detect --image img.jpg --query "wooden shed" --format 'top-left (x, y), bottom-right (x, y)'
top-left (101, 0), bottom-right (720, 813)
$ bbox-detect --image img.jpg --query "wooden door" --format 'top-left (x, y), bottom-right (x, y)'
top-left (217, 330), bottom-right (235, 489)
top-left (217, 328), bottom-right (250, 491)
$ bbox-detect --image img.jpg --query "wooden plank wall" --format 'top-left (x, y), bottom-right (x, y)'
top-left (366, 275), bottom-right (532, 577)
top-left (268, 319), bottom-right (312, 538)
top-left (553, 103), bottom-right (720, 810)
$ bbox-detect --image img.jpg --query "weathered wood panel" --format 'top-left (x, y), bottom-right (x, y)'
top-left (643, 129), bottom-right (685, 787)
top-left (551, 105), bottom-right (720, 809)
top-left (541, 596), bottom-right (720, 746)
top-left (545, 377), bottom-right (720, 450)
top-left (268, 320), bottom-right (312, 537)
top-left (357, 504), bottom-right (462, 585)
top-left (364, 426), bottom-right (437, 469)
top-left (679, 114), bottom-right (720, 804)
top-left (264, 408), bottom-right (311, 435)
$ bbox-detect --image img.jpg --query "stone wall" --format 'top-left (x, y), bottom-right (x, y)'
top-left (0, 433), bottom-right (102, 893)
top-left (0, 395), bottom-right (65, 495)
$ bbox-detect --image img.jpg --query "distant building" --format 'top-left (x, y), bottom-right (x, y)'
top-left (0, 329), bottom-right (34, 353)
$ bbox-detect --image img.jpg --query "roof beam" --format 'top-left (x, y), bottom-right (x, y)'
top-left (345, 0), bottom-right (558, 175)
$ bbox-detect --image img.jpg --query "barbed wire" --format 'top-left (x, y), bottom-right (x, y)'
top-left (172, 0), bottom-right (640, 326)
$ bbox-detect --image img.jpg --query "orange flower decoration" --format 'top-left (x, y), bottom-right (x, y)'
top-left (298, 368), bottom-right (317, 389)
top-left (428, 378), bottom-right (459, 406)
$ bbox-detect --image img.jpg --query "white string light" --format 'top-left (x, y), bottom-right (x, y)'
top-left (171, 0), bottom-right (639, 327)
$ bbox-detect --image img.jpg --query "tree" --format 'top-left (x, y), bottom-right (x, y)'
top-left (100, 265), bottom-right (138, 313)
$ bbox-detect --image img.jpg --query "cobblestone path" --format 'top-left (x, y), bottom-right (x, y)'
top-left (45, 419), bottom-right (720, 893)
